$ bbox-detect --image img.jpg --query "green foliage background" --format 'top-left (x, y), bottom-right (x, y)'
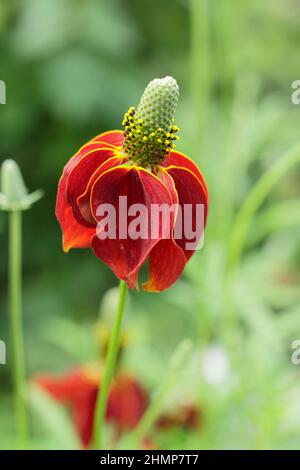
top-left (1, 0), bottom-right (300, 449)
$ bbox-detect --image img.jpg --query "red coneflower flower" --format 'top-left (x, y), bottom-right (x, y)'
top-left (34, 365), bottom-right (147, 448)
top-left (56, 77), bottom-right (208, 291)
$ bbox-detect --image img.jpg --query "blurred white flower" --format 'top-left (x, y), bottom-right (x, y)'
top-left (202, 344), bottom-right (231, 385)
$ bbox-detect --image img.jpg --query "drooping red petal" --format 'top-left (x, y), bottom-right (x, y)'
top-left (91, 130), bottom-right (124, 147)
top-left (55, 141), bottom-right (118, 251)
top-left (34, 369), bottom-right (91, 403)
top-left (71, 382), bottom-right (98, 448)
top-left (143, 169), bottom-right (186, 292)
top-left (143, 239), bottom-right (187, 292)
top-left (56, 171), bottom-right (95, 252)
top-left (165, 166), bottom-right (208, 260)
top-left (107, 374), bottom-right (148, 431)
top-left (90, 166), bottom-right (173, 289)
top-left (71, 372), bottom-right (147, 447)
top-left (161, 151), bottom-right (209, 199)
top-left (66, 147), bottom-right (126, 225)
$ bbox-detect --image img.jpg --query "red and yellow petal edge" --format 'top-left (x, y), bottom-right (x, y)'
top-left (55, 130), bottom-right (125, 252)
top-left (55, 147), bottom-right (113, 252)
top-left (66, 147), bottom-right (117, 204)
top-left (165, 165), bottom-right (208, 261)
top-left (90, 165), bottom-right (174, 290)
top-left (56, 171), bottom-right (95, 252)
top-left (142, 169), bottom-right (182, 291)
top-left (142, 239), bottom-right (187, 292)
top-left (77, 155), bottom-right (126, 225)
top-left (66, 147), bottom-right (125, 226)
top-left (142, 166), bottom-right (208, 292)
top-left (162, 150), bottom-right (209, 201)
top-left (90, 130), bottom-right (124, 147)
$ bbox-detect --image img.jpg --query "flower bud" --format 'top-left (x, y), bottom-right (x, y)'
top-left (0, 159), bottom-right (43, 211)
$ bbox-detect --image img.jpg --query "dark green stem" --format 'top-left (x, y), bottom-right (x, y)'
top-left (92, 280), bottom-right (128, 449)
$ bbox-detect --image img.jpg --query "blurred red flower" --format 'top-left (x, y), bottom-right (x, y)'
top-left (34, 364), bottom-right (202, 448)
top-left (34, 365), bottom-right (147, 448)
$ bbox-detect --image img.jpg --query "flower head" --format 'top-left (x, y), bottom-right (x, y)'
top-left (34, 365), bottom-right (147, 448)
top-left (55, 77), bottom-right (209, 291)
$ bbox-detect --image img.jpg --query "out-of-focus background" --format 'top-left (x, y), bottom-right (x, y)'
top-left (1, 0), bottom-right (300, 450)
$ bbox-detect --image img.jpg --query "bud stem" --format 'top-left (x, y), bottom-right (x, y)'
top-left (9, 210), bottom-right (29, 448)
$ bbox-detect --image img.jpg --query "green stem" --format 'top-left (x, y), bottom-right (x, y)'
top-left (93, 280), bottom-right (128, 449)
top-left (189, 0), bottom-right (212, 344)
top-left (223, 142), bottom-right (300, 350)
top-left (190, 0), bottom-right (211, 149)
top-left (227, 142), bottom-right (300, 271)
top-left (127, 339), bottom-right (193, 447)
top-left (9, 210), bottom-right (28, 448)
